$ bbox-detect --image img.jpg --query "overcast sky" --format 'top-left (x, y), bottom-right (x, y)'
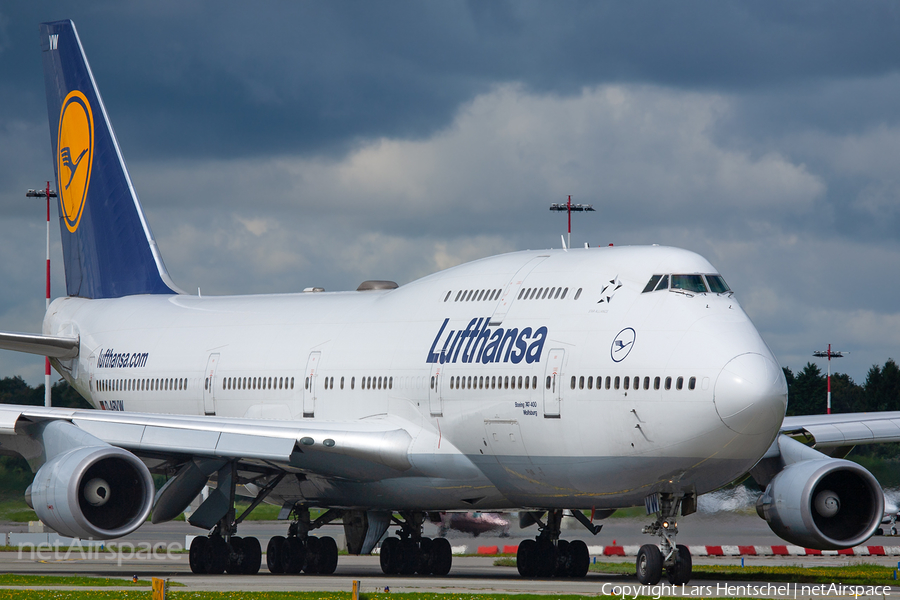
top-left (1, 2), bottom-right (898, 389)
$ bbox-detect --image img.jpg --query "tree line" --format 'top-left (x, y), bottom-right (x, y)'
top-left (784, 358), bottom-right (900, 417)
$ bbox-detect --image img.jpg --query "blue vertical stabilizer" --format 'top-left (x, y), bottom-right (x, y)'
top-left (40, 20), bottom-right (180, 299)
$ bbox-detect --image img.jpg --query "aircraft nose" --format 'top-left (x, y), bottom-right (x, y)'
top-left (714, 353), bottom-right (787, 436)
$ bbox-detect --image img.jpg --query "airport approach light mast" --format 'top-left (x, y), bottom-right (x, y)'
top-left (550, 195), bottom-right (595, 249)
top-left (813, 344), bottom-right (847, 415)
top-left (26, 183), bottom-right (57, 407)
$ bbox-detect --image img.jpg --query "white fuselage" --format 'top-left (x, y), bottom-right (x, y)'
top-left (46, 246), bottom-right (787, 511)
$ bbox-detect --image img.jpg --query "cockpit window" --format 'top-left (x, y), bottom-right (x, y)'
top-left (642, 275), bottom-right (662, 293)
top-left (705, 274), bottom-right (731, 294)
top-left (671, 274), bottom-right (707, 293)
top-left (655, 275), bottom-right (669, 291)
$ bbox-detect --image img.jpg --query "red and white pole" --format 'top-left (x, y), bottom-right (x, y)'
top-left (44, 182), bottom-right (51, 408)
top-left (826, 344), bottom-right (832, 415)
top-left (566, 195), bottom-right (572, 249)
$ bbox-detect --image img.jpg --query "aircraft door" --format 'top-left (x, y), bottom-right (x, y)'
top-left (429, 363), bottom-right (443, 417)
top-left (489, 255), bottom-right (548, 326)
top-left (303, 351), bottom-right (321, 418)
top-left (542, 348), bottom-right (565, 418)
top-left (203, 353), bottom-right (220, 415)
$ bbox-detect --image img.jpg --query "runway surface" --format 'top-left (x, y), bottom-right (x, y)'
top-left (4, 514), bottom-right (900, 597)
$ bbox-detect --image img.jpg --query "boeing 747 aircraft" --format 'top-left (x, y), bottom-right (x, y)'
top-left (0, 20), bottom-right (897, 585)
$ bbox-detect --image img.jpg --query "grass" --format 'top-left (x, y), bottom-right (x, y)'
top-left (0, 573), bottom-right (150, 587)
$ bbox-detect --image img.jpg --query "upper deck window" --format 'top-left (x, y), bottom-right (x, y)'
top-left (705, 274), bottom-right (731, 294)
top-left (671, 275), bottom-right (707, 294)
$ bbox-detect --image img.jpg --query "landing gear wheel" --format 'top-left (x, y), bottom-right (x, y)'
top-left (666, 544), bottom-right (692, 585)
top-left (417, 537), bottom-right (434, 575)
top-left (225, 536), bottom-right (243, 574)
top-left (534, 538), bottom-right (557, 577)
top-left (318, 536), bottom-right (339, 575)
top-left (554, 539), bottom-right (570, 577)
top-left (304, 536), bottom-right (322, 574)
top-left (398, 539), bottom-right (419, 575)
top-left (636, 544), bottom-right (662, 585)
top-left (266, 536), bottom-right (285, 573)
top-left (380, 537), bottom-right (401, 575)
top-left (431, 537), bottom-right (452, 576)
top-left (567, 540), bottom-right (590, 578)
top-left (241, 537), bottom-right (262, 575)
top-left (282, 537), bottom-right (305, 574)
top-left (205, 536), bottom-right (228, 575)
top-left (517, 538), bottom-right (536, 577)
top-left (189, 536), bottom-right (209, 574)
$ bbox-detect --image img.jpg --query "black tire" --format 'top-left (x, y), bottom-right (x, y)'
top-left (266, 536), bottom-right (285, 573)
top-left (516, 538), bottom-right (536, 577)
top-left (206, 536), bottom-right (228, 575)
top-left (567, 540), bottom-right (590, 578)
top-left (417, 537), bottom-right (434, 575)
top-left (555, 539), bottom-right (570, 577)
top-left (666, 544), bottom-right (692, 585)
top-left (636, 544), bottom-right (662, 585)
top-left (189, 536), bottom-right (209, 574)
top-left (282, 537), bottom-right (305, 574)
top-left (534, 538), bottom-right (557, 578)
top-left (380, 537), bottom-right (401, 575)
top-left (242, 537), bottom-right (262, 575)
top-left (304, 536), bottom-right (322, 574)
top-left (225, 536), bottom-right (243, 574)
top-left (431, 537), bottom-right (452, 576)
top-left (318, 536), bottom-right (339, 575)
top-left (399, 539), bottom-right (419, 575)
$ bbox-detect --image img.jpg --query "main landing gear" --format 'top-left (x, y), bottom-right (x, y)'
top-left (188, 465), bottom-right (282, 575)
top-left (266, 505), bottom-right (341, 575)
top-left (515, 510), bottom-right (593, 578)
top-left (636, 492), bottom-right (694, 585)
top-left (379, 512), bottom-right (453, 576)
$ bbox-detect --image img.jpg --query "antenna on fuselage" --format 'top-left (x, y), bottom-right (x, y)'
top-left (550, 195), bottom-right (595, 249)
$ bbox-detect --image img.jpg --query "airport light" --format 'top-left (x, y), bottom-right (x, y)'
top-left (812, 344), bottom-right (847, 415)
top-left (26, 183), bottom-right (57, 407)
top-left (550, 195), bottom-right (595, 249)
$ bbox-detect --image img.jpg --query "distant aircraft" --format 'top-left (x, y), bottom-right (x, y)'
top-left (432, 512), bottom-right (510, 538)
top-left (0, 19), bottom-right (896, 585)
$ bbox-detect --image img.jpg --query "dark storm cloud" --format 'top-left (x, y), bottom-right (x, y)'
top-left (3, 1), bottom-right (900, 162)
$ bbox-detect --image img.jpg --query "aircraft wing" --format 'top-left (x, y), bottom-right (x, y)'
top-left (0, 331), bottom-right (79, 359)
top-left (0, 404), bottom-right (413, 479)
top-left (780, 411), bottom-right (900, 448)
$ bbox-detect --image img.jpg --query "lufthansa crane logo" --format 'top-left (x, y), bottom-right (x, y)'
top-left (611, 327), bottom-right (636, 362)
top-left (57, 90), bottom-right (94, 233)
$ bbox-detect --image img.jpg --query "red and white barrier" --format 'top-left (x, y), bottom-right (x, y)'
top-left (464, 544), bottom-right (900, 556)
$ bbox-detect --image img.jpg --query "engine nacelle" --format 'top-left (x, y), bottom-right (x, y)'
top-left (29, 445), bottom-right (154, 540)
top-left (756, 458), bottom-right (883, 549)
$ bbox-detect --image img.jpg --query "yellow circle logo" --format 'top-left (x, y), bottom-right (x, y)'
top-left (57, 91), bottom-right (94, 233)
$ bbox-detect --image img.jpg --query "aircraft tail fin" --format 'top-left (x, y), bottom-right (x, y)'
top-left (39, 20), bottom-right (181, 299)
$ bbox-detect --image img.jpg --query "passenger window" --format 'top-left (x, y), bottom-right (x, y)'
top-left (633, 376), bottom-right (639, 390)
top-left (518, 376), bottom-right (523, 389)
top-left (518, 289), bottom-right (527, 300)
top-left (571, 376), bottom-right (576, 390)
top-left (533, 376), bottom-right (537, 389)
top-left (587, 376), bottom-right (593, 390)
top-left (689, 376), bottom-right (696, 390)
top-left (351, 376), bottom-right (355, 389)
top-left (605, 376), bottom-right (611, 390)
top-left (623, 377), bottom-right (629, 390)
top-left (614, 376), bottom-right (620, 390)
top-left (665, 377), bottom-right (672, 390)
top-left (554, 287), bottom-right (562, 299)
top-left (654, 376), bottom-right (660, 390)
top-left (643, 376), bottom-right (650, 390)
top-left (676, 376), bottom-right (684, 390)
top-left (444, 291), bottom-right (451, 302)
top-left (547, 376), bottom-right (552, 390)
top-left (561, 287), bottom-right (569, 299)
top-left (574, 288), bottom-right (583, 300)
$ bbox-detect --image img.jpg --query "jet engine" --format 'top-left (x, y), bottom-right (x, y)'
top-left (756, 457), bottom-right (883, 549)
top-left (27, 444), bottom-right (154, 540)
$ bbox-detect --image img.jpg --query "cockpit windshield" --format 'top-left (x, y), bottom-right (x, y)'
top-left (641, 273), bottom-right (731, 295)
top-left (671, 275), bottom-right (707, 293)
top-left (705, 274), bottom-right (731, 294)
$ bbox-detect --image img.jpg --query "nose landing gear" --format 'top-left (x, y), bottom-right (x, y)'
top-left (637, 492), bottom-right (694, 585)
